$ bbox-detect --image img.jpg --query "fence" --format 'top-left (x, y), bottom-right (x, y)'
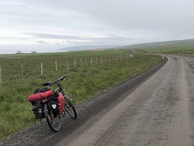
top-left (0, 54), bottom-right (133, 84)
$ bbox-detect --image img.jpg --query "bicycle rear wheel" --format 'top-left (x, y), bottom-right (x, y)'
top-left (44, 103), bottom-right (61, 132)
top-left (65, 97), bottom-right (77, 119)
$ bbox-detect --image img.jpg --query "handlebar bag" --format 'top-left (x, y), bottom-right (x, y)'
top-left (28, 89), bottom-right (53, 102)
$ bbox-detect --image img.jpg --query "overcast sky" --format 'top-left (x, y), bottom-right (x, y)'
top-left (0, 0), bottom-right (194, 54)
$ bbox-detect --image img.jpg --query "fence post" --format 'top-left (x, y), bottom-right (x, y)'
top-left (21, 64), bottom-right (24, 81)
top-left (162, 55), bottom-right (164, 60)
top-left (41, 63), bottom-right (43, 75)
top-left (66, 60), bottom-right (69, 70)
top-left (55, 61), bottom-right (58, 71)
top-left (96, 57), bottom-right (98, 65)
top-left (80, 58), bottom-right (82, 66)
top-left (91, 58), bottom-right (93, 65)
top-left (0, 66), bottom-right (2, 84)
top-left (85, 58), bottom-right (88, 66)
top-left (74, 58), bottom-right (76, 68)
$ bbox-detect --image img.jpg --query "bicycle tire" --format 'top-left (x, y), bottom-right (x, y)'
top-left (44, 103), bottom-right (61, 132)
top-left (65, 97), bottom-right (77, 119)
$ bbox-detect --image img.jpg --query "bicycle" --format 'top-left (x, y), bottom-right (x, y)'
top-left (28, 75), bottom-right (77, 132)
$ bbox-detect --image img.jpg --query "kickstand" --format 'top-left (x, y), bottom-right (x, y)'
top-left (40, 119), bottom-right (43, 125)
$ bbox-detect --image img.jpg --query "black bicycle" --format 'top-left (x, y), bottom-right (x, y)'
top-left (28, 75), bottom-right (77, 132)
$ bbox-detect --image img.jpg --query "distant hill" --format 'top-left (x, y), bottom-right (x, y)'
top-left (59, 45), bottom-right (119, 52)
top-left (120, 39), bottom-right (194, 53)
top-left (121, 39), bottom-right (194, 50)
top-left (59, 39), bottom-right (194, 53)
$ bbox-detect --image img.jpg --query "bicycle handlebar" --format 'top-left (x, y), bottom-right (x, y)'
top-left (53, 75), bottom-right (68, 84)
top-left (43, 75), bottom-right (68, 86)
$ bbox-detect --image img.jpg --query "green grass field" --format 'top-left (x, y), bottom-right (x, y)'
top-left (137, 39), bottom-right (194, 54)
top-left (0, 49), bottom-right (163, 140)
top-left (141, 47), bottom-right (194, 54)
top-left (120, 39), bottom-right (194, 54)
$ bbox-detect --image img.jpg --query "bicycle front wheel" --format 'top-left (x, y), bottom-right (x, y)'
top-left (44, 103), bottom-right (61, 132)
top-left (65, 97), bottom-right (77, 119)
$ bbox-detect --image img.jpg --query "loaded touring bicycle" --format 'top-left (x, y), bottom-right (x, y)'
top-left (28, 75), bottom-right (77, 132)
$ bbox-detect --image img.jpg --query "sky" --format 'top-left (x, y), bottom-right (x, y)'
top-left (0, 0), bottom-right (194, 54)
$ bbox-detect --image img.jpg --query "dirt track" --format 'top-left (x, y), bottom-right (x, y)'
top-left (1, 55), bottom-right (194, 146)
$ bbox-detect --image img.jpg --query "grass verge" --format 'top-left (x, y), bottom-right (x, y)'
top-left (0, 53), bottom-right (163, 140)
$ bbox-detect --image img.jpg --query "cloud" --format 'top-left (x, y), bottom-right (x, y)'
top-left (24, 32), bottom-right (134, 47)
top-left (0, 0), bottom-right (194, 53)
top-left (25, 33), bottom-right (83, 40)
top-left (36, 40), bottom-right (47, 44)
top-left (61, 0), bottom-right (194, 37)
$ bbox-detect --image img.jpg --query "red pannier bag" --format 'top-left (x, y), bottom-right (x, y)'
top-left (28, 90), bottom-right (53, 102)
top-left (49, 93), bottom-right (65, 115)
top-left (58, 93), bottom-right (65, 114)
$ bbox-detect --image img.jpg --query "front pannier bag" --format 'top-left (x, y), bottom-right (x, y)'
top-left (49, 93), bottom-right (65, 117)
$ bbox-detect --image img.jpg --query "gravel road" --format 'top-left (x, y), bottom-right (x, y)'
top-left (1, 55), bottom-right (194, 146)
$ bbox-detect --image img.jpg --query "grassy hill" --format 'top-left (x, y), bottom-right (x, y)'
top-left (121, 39), bottom-right (194, 54)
